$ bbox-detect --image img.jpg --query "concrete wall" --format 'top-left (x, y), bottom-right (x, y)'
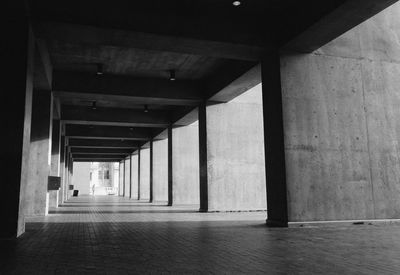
top-left (281, 2), bottom-right (400, 221)
top-left (26, 90), bottom-right (53, 216)
top-left (153, 139), bottom-right (168, 202)
top-left (124, 158), bottom-right (131, 197)
top-left (140, 149), bottom-right (150, 200)
top-left (131, 154), bottom-right (139, 199)
top-left (206, 85), bottom-right (267, 211)
top-left (118, 162), bottom-right (123, 196)
top-left (172, 123), bottom-right (200, 205)
top-left (71, 162), bottom-right (91, 195)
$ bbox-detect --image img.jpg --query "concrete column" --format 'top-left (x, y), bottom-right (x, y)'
top-left (2, 17), bottom-right (34, 238)
top-left (26, 90), bottom-right (53, 216)
top-left (167, 125), bottom-right (173, 206)
top-left (129, 155), bottom-right (133, 198)
top-left (49, 119), bottom-right (61, 208)
top-left (149, 140), bottom-right (154, 203)
top-left (199, 103), bottom-right (208, 212)
top-left (261, 53), bottom-right (288, 226)
top-left (138, 148), bottom-right (141, 200)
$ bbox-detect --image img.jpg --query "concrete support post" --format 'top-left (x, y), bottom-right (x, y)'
top-left (138, 148), bottom-right (141, 200)
top-left (129, 155), bottom-right (133, 198)
top-left (149, 140), bottom-right (154, 203)
top-left (27, 90), bottom-right (53, 216)
top-left (2, 17), bottom-right (34, 238)
top-left (49, 119), bottom-right (61, 208)
top-left (199, 103), bottom-right (208, 212)
top-left (167, 125), bottom-right (173, 206)
top-left (261, 53), bottom-right (288, 227)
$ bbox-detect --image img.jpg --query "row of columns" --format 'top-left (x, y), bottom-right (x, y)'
top-left (2, 16), bottom-right (286, 239)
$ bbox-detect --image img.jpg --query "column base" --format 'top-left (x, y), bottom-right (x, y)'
top-left (266, 219), bottom-right (288, 227)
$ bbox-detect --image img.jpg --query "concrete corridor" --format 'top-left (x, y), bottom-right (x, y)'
top-left (0, 196), bottom-right (400, 274)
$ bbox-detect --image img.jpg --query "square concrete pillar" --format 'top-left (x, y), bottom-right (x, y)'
top-left (26, 90), bottom-right (53, 217)
top-left (124, 157), bottom-right (131, 197)
top-left (261, 53), bottom-right (288, 226)
top-left (49, 120), bottom-right (61, 208)
top-left (149, 141), bottom-right (154, 202)
top-left (2, 18), bottom-right (35, 238)
top-left (198, 86), bottom-right (267, 213)
top-left (59, 136), bottom-right (66, 205)
top-left (167, 125), bottom-right (173, 206)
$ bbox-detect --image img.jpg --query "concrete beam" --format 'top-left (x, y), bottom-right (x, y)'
top-left (70, 148), bottom-right (135, 155)
top-left (68, 138), bottom-right (139, 149)
top-left (283, 0), bottom-right (399, 52)
top-left (35, 21), bottom-right (266, 61)
top-left (61, 105), bottom-right (170, 127)
top-left (65, 124), bottom-right (152, 140)
top-left (53, 71), bottom-right (203, 106)
top-left (71, 153), bottom-right (127, 159)
top-left (73, 158), bottom-right (122, 162)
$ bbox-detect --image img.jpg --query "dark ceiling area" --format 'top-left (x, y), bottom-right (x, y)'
top-left (22, 0), bottom-right (394, 162)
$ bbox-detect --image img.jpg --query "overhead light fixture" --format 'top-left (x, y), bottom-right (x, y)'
top-left (129, 127), bottom-right (134, 131)
top-left (91, 101), bottom-right (97, 110)
top-left (96, 63), bottom-right (103, 75)
top-left (169, 70), bottom-right (176, 81)
top-left (232, 1), bottom-right (241, 6)
top-left (144, 105), bottom-right (149, 113)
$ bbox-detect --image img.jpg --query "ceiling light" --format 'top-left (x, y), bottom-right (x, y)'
top-left (232, 1), bottom-right (241, 6)
top-left (144, 105), bottom-right (149, 113)
top-left (96, 63), bottom-right (103, 75)
top-left (169, 70), bottom-right (176, 81)
top-left (91, 101), bottom-right (97, 110)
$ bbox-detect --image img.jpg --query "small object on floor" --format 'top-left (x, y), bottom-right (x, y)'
top-left (73, 190), bottom-right (79, 197)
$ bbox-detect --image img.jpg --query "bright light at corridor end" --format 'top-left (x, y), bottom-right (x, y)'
top-left (232, 1), bottom-right (241, 6)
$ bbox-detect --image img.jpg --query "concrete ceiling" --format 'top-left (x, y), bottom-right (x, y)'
top-left (26, 0), bottom-right (398, 162)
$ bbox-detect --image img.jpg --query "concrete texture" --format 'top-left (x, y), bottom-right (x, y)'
top-left (71, 162), bottom-right (91, 195)
top-left (140, 148), bottom-right (150, 200)
top-left (118, 162), bottom-right (124, 196)
top-left (153, 139), bottom-right (168, 202)
top-left (26, 90), bottom-right (53, 216)
top-left (3, 19), bottom-right (34, 238)
top-left (172, 123), bottom-right (200, 205)
top-left (58, 136), bottom-right (65, 205)
top-left (206, 85), bottom-right (267, 211)
top-left (124, 158), bottom-right (130, 197)
top-left (49, 120), bottom-right (61, 208)
top-left (281, 2), bottom-right (400, 221)
top-left (131, 154), bottom-right (139, 199)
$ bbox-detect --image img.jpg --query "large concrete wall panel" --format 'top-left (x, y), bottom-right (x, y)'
top-left (124, 158), bottom-right (131, 197)
top-left (131, 155), bottom-right (139, 199)
top-left (281, 2), bottom-right (400, 221)
top-left (140, 148), bottom-right (150, 200)
top-left (153, 139), bottom-right (168, 202)
top-left (206, 85), bottom-right (267, 211)
top-left (172, 124), bottom-right (199, 205)
top-left (280, 54), bottom-right (374, 221)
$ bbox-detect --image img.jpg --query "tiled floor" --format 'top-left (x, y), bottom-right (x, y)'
top-left (1, 196), bottom-right (400, 274)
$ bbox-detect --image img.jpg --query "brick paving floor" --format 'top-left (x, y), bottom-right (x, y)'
top-left (1, 195), bottom-right (400, 274)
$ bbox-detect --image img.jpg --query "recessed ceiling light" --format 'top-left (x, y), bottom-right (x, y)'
top-left (169, 70), bottom-right (176, 81)
top-left (96, 63), bottom-right (103, 75)
top-left (232, 1), bottom-right (241, 6)
top-left (91, 101), bottom-right (97, 110)
top-left (144, 105), bottom-right (149, 113)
